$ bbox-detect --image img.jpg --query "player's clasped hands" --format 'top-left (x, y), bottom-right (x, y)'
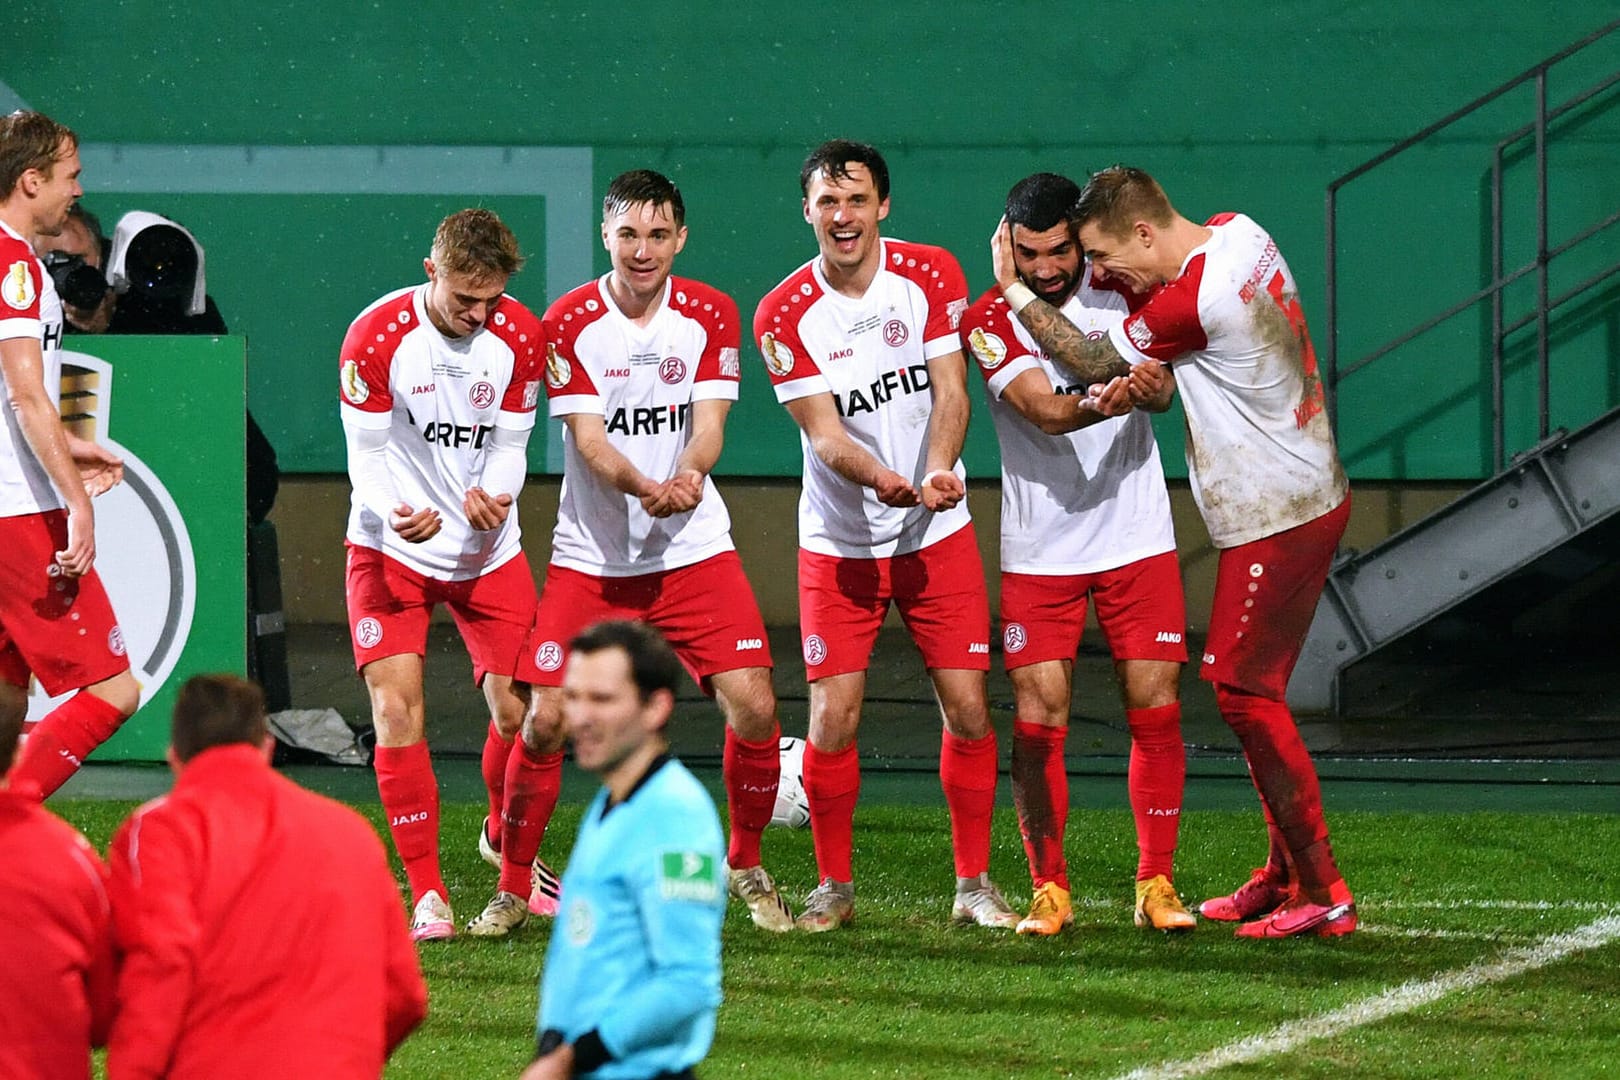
top-left (463, 487), bottom-right (513, 531)
top-left (920, 468), bottom-right (964, 512)
top-left (1080, 376), bottom-right (1135, 418)
top-left (390, 502), bottom-right (443, 543)
top-left (1127, 361), bottom-right (1172, 409)
top-left (873, 468), bottom-right (920, 508)
top-left (640, 469), bottom-right (705, 518)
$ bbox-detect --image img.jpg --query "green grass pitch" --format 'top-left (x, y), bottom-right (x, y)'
top-left (63, 800), bottom-right (1620, 1079)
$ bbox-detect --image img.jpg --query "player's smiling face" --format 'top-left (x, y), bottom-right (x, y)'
top-left (562, 647), bottom-right (666, 778)
top-left (1011, 221), bottom-right (1082, 305)
top-left (803, 163), bottom-right (890, 281)
top-left (423, 262), bottom-right (508, 338)
top-left (1078, 220), bottom-right (1163, 293)
top-left (30, 138), bottom-right (83, 238)
top-left (603, 199), bottom-right (687, 305)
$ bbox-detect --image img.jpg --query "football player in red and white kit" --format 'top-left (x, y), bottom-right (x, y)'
top-left (470, 170), bottom-right (795, 937)
top-left (0, 111), bottom-right (141, 800)
top-left (340, 208), bottom-right (546, 941)
top-left (991, 165), bottom-right (1356, 938)
top-left (963, 173), bottom-right (1195, 936)
top-left (754, 140), bottom-right (1016, 932)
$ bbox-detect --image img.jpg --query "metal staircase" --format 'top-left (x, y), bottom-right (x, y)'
top-left (1290, 20), bottom-right (1620, 712)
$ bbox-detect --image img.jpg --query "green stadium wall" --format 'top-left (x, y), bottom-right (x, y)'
top-left (8, 3), bottom-right (1618, 480)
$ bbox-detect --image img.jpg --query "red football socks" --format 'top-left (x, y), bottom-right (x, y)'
top-left (1126, 703), bottom-right (1186, 881)
top-left (940, 728), bottom-right (999, 879)
top-left (498, 742), bottom-right (564, 897)
top-left (723, 724), bottom-right (780, 869)
top-left (373, 739), bottom-right (445, 903)
top-left (1216, 683), bottom-right (1344, 896)
top-left (479, 720), bottom-right (514, 845)
top-left (804, 739), bottom-right (860, 883)
top-left (9, 689), bottom-right (128, 799)
top-left (1011, 719), bottom-right (1070, 890)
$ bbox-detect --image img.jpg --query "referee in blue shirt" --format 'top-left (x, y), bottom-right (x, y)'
top-left (524, 621), bottom-right (726, 1080)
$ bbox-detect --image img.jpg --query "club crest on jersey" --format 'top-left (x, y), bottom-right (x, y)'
top-left (760, 333), bottom-right (794, 376)
top-left (340, 359), bottom-right (370, 405)
top-left (882, 320), bottom-right (909, 347)
top-left (469, 380), bottom-right (496, 409)
top-left (659, 356), bottom-right (687, 384)
top-left (3, 260), bottom-right (37, 309)
top-left (355, 617), bottom-right (383, 649)
top-left (803, 634), bottom-right (827, 666)
top-left (1003, 622), bottom-right (1027, 654)
top-left (967, 327), bottom-right (1008, 370)
top-left (719, 347), bottom-right (740, 378)
top-left (534, 640), bottom-right (564, 672)
top-left (108, 626), bottom-right (127, 657)
top-left (545, 343), bottom-right (572, 389)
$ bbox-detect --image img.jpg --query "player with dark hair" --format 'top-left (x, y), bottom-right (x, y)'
top-left (0, 109), bottom-right (140, 800)
top-left (0, 655), bottom-right (115, 1079)
top-left (990, 165), bottom-right (1355, 938)
top-left (340, 207), bottom-right (549, 940)
top-left (476, 169), bottom-right (793, 937)
top-left (756, 139), bottom-right (1016, 932)
top-left (963, 172), bottom-right (1194, 935)
top-left (524, 621), bottom-right (724, 1080)
top-left (106, 674), bottom-right (427, 1078)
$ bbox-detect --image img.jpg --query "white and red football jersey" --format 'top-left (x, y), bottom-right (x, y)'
top-left (962, 264), bottom-right (1176, 575)
top-left (755, 238), bottom-right (973, 558)
top-left (1109, 213), bottom-right (1347, 548)
top-left (0, 220), bottom-right (67, 517)
top-left (339, 284), bottom-right (543, 580)
top-left (543, 274), bottom-right (741, 576)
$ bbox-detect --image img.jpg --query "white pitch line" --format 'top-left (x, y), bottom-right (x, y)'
top-left (1370, 899), bottom-right (1620, 912)
top-left (1108, 914), bottom-right (1620, 1080)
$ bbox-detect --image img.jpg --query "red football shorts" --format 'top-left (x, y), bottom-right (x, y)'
top-left (344, 543), bottom-right (537, 685)
top-left (515, 550), bottom-right (772, 693)
top-left (999, 550), bottom-right (1188, 671)
top-left (797, 521), bottom-right (991, 681)
top-left (1201, 495), bottom-right (1352, 699)
top-left (0, 510), bottom-right (131, 695)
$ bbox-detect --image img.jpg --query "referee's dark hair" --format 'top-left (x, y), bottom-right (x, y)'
top-left (570, 621), bottom-right (681, 703)
top-left (170, 674), bottom-right (269, 763)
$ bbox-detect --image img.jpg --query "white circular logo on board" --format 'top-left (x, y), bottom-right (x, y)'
top-left (355, 617), bottom-right (383, 649)
top-left (1003, 622), bottom-right (1027, 654)
top-left (803, 634), bottom-right (827, 666)
top-left (28, 352), bottom-right (197, 727)
top-left (534, 641), bottom-right (564, 672)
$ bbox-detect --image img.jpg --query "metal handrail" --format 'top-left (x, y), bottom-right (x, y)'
top-left (1324, 18), bottom-right (1620, 449)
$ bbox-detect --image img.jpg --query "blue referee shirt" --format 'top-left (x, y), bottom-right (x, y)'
top-left (537, 756), bottom-right (725, 1078)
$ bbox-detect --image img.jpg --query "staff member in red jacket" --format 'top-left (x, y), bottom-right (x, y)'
top-left (106, 675), bottom-right (428, 1079)
top-left (0, 686), bottom-right (115, 1080)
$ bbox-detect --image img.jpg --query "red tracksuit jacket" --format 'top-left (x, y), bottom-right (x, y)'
top-left (0, 788), bottom-right (115, 1080)
top-left (106, 744), bottom-right (428, 1079)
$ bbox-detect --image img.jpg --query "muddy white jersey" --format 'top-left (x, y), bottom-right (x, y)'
top-left (962, 266), bottom-right (1176, 575)
top-left (755, 238), bottom-right (972, 558)
top-left (1109, 213), bottom-right (1347, 548)
top-left (339, 283), bottom-right (543, 580)
top-left (544, 274), bottom-right (741, 576)
top-left (0, 220), bottom-right (66, 517)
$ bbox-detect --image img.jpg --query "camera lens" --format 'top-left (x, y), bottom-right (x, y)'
top-left (43, 251), bottom-right (109, 310)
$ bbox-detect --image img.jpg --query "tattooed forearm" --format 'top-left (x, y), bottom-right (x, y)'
top-left (1013, 298), bottom-right (1132, 384)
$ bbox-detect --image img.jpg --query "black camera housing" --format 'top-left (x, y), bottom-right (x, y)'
top-left (42, 251), bottom-right (109, 310)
